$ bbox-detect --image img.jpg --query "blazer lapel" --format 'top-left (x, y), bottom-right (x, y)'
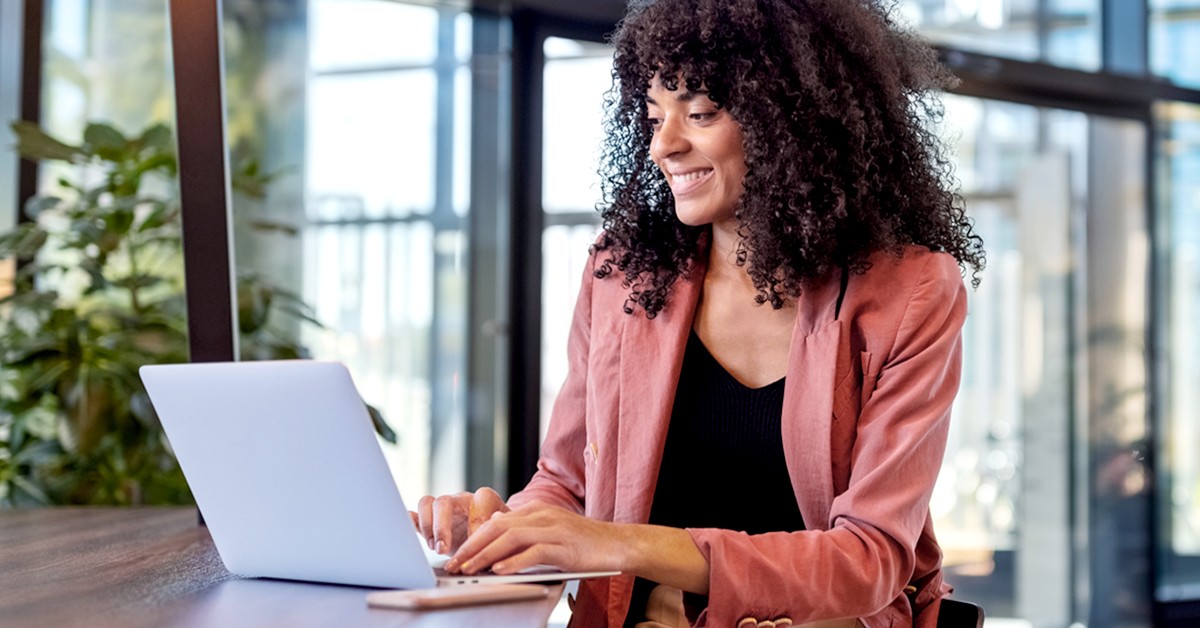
top-left (782, 269), bottom-right (849, 530)
top-left (614, 260), bottom-right (706, 523)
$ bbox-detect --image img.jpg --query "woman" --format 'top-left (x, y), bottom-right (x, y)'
top-left (413, 0), bottom-right (985, 625)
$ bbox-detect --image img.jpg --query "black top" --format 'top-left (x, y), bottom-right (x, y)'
top-left (624, 330), bottom-right (805, 625)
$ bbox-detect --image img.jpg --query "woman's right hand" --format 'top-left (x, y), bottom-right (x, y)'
top-left (410, 487), bottom-right (510, 555)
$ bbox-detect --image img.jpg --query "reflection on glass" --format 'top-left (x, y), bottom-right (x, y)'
top-left (896, 0), bottom-right (1100, 70)
top-left (1085, 116), bottom-right (1151, 624)
top-left (1158, 101), bottom-right (1200, 599)
top-left (1150, 0), bottom-right (1200, 88)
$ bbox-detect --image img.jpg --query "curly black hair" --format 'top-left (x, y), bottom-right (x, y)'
top-left (592, 0), bottom-right (985, 317)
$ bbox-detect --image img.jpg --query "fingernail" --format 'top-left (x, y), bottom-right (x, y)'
top-left (490, 511), bottom-right (502, 519)
top-left (427, 538), bottom-right (434, 550)
top-left (493, 561), bottom-right (507, 573)
top-left (445, 559), bottom-right (459, 572)
top-left (461, 561), bottom-right (473, 573)
top-left (436, 540), bottom-right (446, 554)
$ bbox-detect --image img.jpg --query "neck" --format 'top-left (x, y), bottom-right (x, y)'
top-left (706, 219), bottom-right (757, 291)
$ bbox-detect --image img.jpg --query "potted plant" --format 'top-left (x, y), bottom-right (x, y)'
top-left (0, 121), bottom-right (393, 506)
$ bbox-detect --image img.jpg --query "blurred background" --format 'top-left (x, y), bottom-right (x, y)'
top-left (1, 0), bottom-right (1199, 626)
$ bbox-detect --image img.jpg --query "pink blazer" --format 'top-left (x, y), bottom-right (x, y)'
top-left (509, 244), bottom-right (967, 628)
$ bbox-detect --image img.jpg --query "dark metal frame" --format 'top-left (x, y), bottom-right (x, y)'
top-left (505, 9), bottom-right (613, 492)
top-left (465, 9), bottom-right (512, 492)
top-left (167, 0), bottom-right (239, 364)
top-left (16, 0), bottom-right (43, 225)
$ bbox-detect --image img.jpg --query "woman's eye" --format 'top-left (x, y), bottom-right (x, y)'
top-left (647, 117), bottom-right (663, 129)
top-left (689, 111), bottom-right (717, 122)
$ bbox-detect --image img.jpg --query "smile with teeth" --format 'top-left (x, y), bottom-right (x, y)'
top-left (672, 169), bottom-right (712, 182)
top-left (668, 168), bottom-right (714, 195)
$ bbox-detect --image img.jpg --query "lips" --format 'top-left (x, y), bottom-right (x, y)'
top-left (668, 168), bottom-right (714, 196)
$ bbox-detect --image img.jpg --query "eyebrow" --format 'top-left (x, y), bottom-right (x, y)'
top-left (644, 89), bottom-right (710, 105)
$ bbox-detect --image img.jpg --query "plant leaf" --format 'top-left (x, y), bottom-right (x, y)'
top-left (83, 123), bottom-right (128, 160)
top-left (138, 124), bottom-right (173, 153)
top-left (244, 219), bottom-right (299, 236)
top-left (23, 195), bottom-right (62, 219)
top-left (10, 121), bottom-right (83, 162)
top-left (11, 475), bottom-right (51, 506)
top-left (136, 202), bottom-right (177, 233)
top-left (365, 403), bottom-right (397, 444)
top-left (0, 224), bottom-right (48, 258)
top-left (135, 152), bottom-right (178, 177)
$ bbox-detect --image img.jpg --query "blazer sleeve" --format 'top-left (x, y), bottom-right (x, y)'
top-left (505, 251), bottom-right (597, 513)
top-left (687, 253), bottom-right (968, 625)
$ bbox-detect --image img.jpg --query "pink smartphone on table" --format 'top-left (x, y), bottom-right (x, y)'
top-left (365, 583), bottom-right (551, 610)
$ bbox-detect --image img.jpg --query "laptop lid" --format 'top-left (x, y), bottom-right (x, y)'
top-left (141, 360), bottom-right (436, 589)
top-left (141, 360), bottom-right (617, 589)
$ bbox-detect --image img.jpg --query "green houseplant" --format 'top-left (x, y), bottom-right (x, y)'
top-left (0, 121), bottom-right (393, 506)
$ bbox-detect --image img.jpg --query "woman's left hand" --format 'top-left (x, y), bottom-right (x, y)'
top-left (444, 502), bottom-right (630, 575)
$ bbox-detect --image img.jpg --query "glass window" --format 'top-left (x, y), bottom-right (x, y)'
top-left (309, 0), bottom-right (438, 71)
top-left (897, 0), bottom-right (1100, 70)
top-left (933, 96), bottom-right (1076, 624)
top-left (1157, 101), bottom-right (1200, 600)
top-left (3, 0), bottom-right (184, 505)
top-left (1, 1), bottom-right (25, 235)
top-left (292, 0), bottom-right (472, 499)
top-left (540, 37), bottom-right (610, 437)
top-left (932, 95), bottom-right (1149, 624)
top-left (307, 71), bottom-right (438, 217)
top-left (541, 37), bottom-right (613, 215)
top-left (1151, 0), bottom-right (1200, 88)
top-left (16, 0), bottom-right (477, 505)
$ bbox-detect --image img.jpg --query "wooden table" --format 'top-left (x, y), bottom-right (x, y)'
top-left (0, 508), bottom-right (565, 627)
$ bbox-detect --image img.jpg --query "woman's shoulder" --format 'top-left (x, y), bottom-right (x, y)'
top-left (860, 245), bottom-right (964, 290)
top-left (840, 245), bottom-right (967, 325)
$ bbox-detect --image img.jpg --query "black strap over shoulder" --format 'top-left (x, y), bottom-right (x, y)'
top-left (834, 263), bottom-right (849, 320)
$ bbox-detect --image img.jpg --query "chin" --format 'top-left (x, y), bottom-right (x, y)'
top-left (673, 203), bottom-right (734, 227)
top-left (675, 214), bottom-right (709, 227)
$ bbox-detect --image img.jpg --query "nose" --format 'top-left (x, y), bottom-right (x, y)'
top-left (649, 115), bottom-right (688, 162)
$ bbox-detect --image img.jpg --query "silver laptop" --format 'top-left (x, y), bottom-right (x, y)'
top-left (140, 360), bottom-right (618, 589)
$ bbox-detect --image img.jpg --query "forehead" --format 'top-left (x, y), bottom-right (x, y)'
top-left (644, 77), bottom-right (712, 104)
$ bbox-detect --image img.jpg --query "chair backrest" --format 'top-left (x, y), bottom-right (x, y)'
top-left (937, 598), bottom-right (985, 628)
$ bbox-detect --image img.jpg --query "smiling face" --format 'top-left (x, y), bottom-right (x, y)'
top-left (646, 78), bottom-right (748, 229)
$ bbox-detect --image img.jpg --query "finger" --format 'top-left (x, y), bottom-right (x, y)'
top-left (432, 495), bottom-right (461, 555)
top-left (468, 487), bottom-right (509, 536)
top-left (492, 545), bottom-right (552, 575)
top-left (448, 510), bottom-right (517, 572)
top-left (417, 496), bottom-right (435, 550)
top-left (457, 526), bottom-right (535, 575)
